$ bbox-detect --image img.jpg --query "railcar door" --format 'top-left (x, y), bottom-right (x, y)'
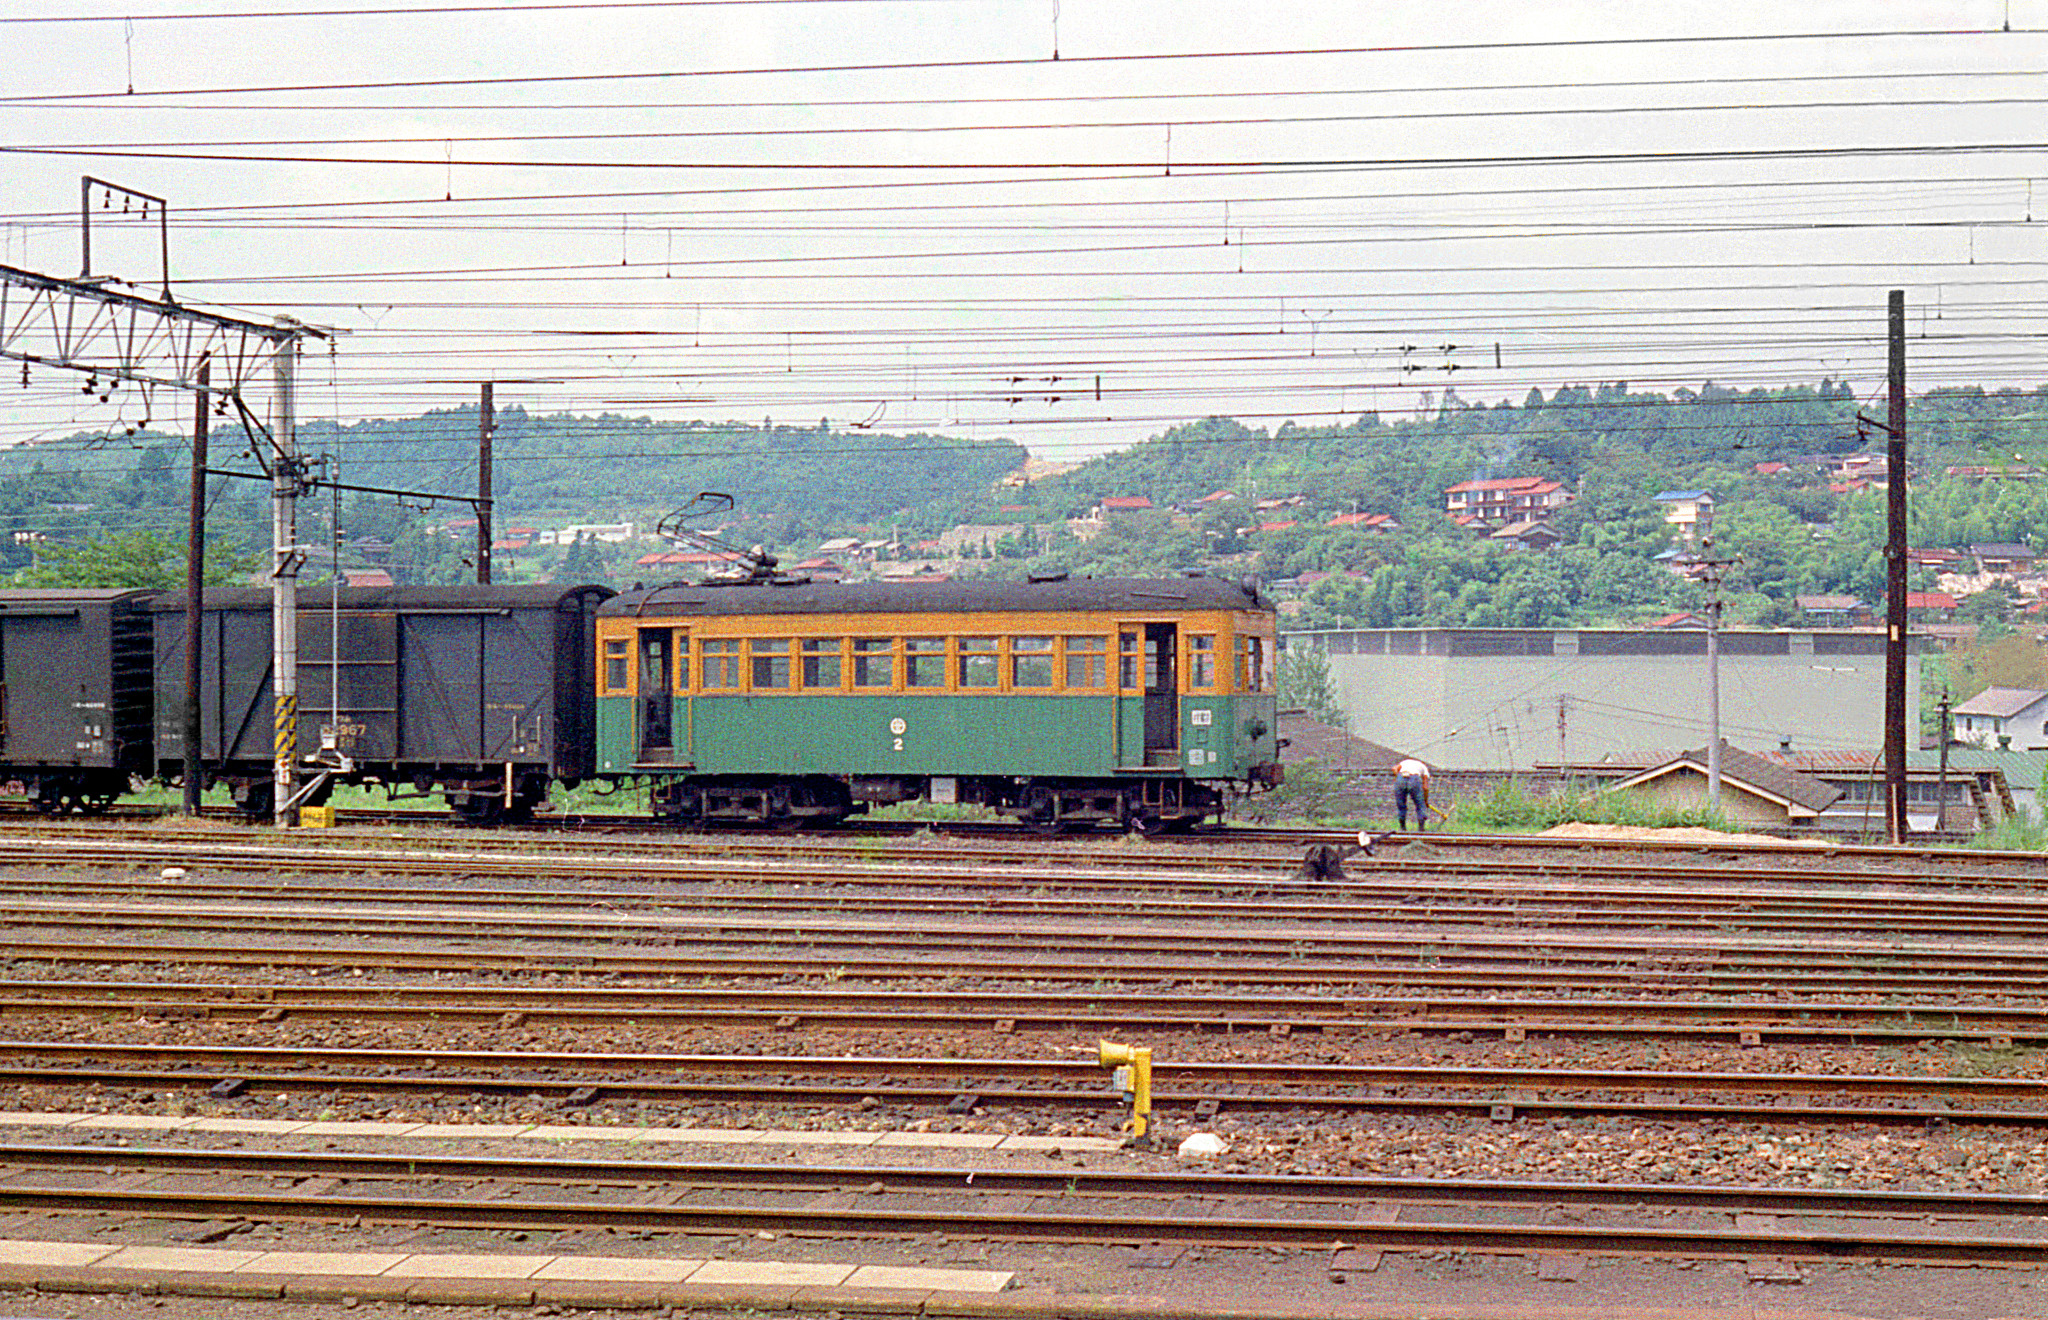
top-left (1141, 622), bottom-right (1179, 765)
top-left (637, 629), bottom-right (676, 762)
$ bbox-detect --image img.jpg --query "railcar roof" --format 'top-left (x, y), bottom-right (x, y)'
top-left (147, 584), bottom-right (614, 612)
top-left (602, 576), bottom-right (1270, 618)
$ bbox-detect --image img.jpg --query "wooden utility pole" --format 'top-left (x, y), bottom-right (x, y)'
top-left (183, 355), bottom-right (208, 817)
top-left (1884, 290), bottom-right (1909, 843)
top-left (477, 382), bottom-right (493, 584)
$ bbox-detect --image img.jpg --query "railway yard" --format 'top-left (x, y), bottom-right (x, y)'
top-left (0, 821), bottom-right (2030, 1318)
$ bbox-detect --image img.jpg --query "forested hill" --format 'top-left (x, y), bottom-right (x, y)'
top-left (298, 407), bottom-right (1025, 535)
top-left (0, 408), bottom-right (1026, 547)
top-left (967, 381), bottom-right (2048, 632)
top-left (1000, 381), bottom-right (2048, 524)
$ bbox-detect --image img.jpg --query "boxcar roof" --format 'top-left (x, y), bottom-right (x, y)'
top-left (0, 588), bottom-right (162, 607)
top-left (148, 584), bottom-right (614, 612)
top-left (603, 576), bottom-right (1270, 618)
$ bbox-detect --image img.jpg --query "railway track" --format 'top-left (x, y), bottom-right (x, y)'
top-left (0, 817), bottom-right (2039, 894)
top-left (4, 978), bottom-right (2045, 1047)
top-left (4, 1043), bottom-right (2043, 1127)
top-left (0, 1143), bottom-right (2038, 1267)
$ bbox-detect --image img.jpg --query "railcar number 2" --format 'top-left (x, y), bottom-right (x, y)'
top-left (889, 716), bottom-right (907, 751)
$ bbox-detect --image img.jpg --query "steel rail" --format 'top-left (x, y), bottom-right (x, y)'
top-left (1, 1044), bottom-right (2043, 1124)
top-left (0, 832), bottom-right (2041, 898)
top-left (11, 1143), bottom-right (2042, 1222)
top-left (11, 872), bottom-right (2048, 925)
top-left (12, 889), bottom-right (2048, 959)
top-left (12, 900), bottom-right (2048, 953)
top-left (12, 982), bottom-right (2048, 1045)
top-left (0, 1170), bottom-right (2036, 1264)
top-left (0, 803), bottom-right (2032, 870)
top-left (10, 874), bottom-right (2048, 930)
top-left (0, 928), bottom-right (2041, 984)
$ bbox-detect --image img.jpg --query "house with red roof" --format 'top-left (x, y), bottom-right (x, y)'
top-left (1326, 511), bottom-right (1402, 532)
top-left (1442, 476), bottom-right (1572, 527)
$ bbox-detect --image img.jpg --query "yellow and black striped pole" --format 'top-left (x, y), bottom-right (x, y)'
top-left (273, 692), bottom-right (297, 825)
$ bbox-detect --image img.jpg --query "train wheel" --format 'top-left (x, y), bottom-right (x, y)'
top-left (236, 782), bottom-right (274, 822)
top-left (453, 795), bottom-right (506, 826)
top-left (1022, 786), bottom-right (1060, 835)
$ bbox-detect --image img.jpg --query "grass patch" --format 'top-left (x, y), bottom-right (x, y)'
top-left (1446, 780), bottom-right (1738, 834)
top-left (1970, 810), bottom-right (2048, 851)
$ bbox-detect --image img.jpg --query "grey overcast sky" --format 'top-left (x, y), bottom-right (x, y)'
top-left (5, 0), bottom-right (2048, 466)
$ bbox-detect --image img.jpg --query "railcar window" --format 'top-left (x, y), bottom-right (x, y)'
top-left (957, 636), bottom-right (999, 689)
top-left (853, 638), bottom-right (894, 688)
top-left (700, 637), bottom-right (741, 690)
top-left (1119, 632), bottom-right (1142, 691)
top-left (1237, 636), bottom-right (1269, 693)
top-left (750, 638), bottom-right (791, 690)
top-left (602, 639), bottom-right (629, 692)
top-left (802, 637), bottom-right (844, 689)
top-left (1064, 635), bottom-right (1107, 689)
top-left (905, 637), bottom-right (946, 688)
top-left (1189, 634), bottom-right (1217, 689)
top-left (1012, 635), bottom-right (1055, 688)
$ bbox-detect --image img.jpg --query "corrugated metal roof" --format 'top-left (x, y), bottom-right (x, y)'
top-left (150, 585), bottom-right (615, 612)
top-left (1952, 687), bottom-right (2048, 719)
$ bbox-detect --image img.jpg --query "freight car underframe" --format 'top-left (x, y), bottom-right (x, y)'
top-left (213, 763), bottom-right (560, 825)
top-left (17, 769), bottom-right (129, 816)
top-left (635, 771), bottom-right (1245, 834)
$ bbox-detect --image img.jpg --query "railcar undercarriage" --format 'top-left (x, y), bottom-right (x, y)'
top-left (642, 772), bottom-right (1229, 833)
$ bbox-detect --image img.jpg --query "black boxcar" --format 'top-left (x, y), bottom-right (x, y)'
top-left (0, 589), bottom-right (158, 813)
top-left (151, 584), bottom-right (613, 819)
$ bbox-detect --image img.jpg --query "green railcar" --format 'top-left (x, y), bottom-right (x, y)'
top-left (593, 576), bottom-right (1281, 831)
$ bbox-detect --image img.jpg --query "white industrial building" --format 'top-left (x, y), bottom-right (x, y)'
top-left (1285, 627), bottom-right (1919, 771)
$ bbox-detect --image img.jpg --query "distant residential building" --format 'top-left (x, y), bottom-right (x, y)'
top-left (1094, 496), bottom-right (1153, 518)
top-left (1651, 490), bottom-right (1714, 544)
top-left (792, 557), bottom-right (847, 581)
top-left (539, 522), bottom-right (634, 546)
top-left (1899, 591), bottom-right (1959, 622)
top-left (1794, 594), bottom-right (1863, 626)
top-left (1442, 476), bottom-right (1572, 526)
top-left (1611, 742), bottom-right (1842, 828)
top-left (1488, 519), bottom-right (1563, 552)
top-left (1255, 520), bottom-right (1298, 533)
top-left (1970, 543), bottom-right (2038, 577)
top-left (1645, 611), bottom-right (1710, 629)
top-left (1944, 464), bottom-right (2041, 480)
top-left (1952, 687), bottom-right (2048, 750)
top-left (1326, 511), bottom-right (1402, 532)
top-left (1909, 547), bottom-right (1969, 572)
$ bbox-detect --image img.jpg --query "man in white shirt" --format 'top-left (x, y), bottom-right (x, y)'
top-left (1393, 757), bottom-right (1431, 832)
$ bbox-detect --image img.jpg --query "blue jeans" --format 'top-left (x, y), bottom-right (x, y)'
top-left (1395, 776), bottom-right (1428, 831)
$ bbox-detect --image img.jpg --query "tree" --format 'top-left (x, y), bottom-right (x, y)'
top-left (11, 530), bottom-right (258, 589)
top-left (1277, 642), bottom-right (1347, 728)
